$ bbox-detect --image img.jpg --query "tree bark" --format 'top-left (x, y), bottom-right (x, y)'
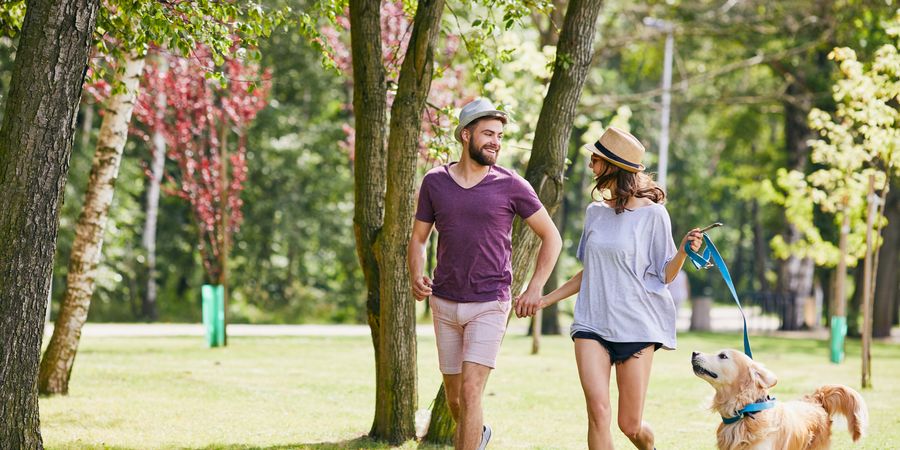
top-left (848, 261), bottom-right (864, 337)
top-left (873, 185), bottom-right (899, 337)
top-left (348, 0), bottom-right (389, 439)
top-left (772, 45), bottom-right (830, 306)
top-left (80, 100), bottom-right (94, 152)
top-left (532, 0), bottom-right (567, 48)
top-left (372, 0), bottom-right (445, 443)
top-left (38, 53), bottom-right (145, 395)
top-left (424, 382), bottom-right (455, 445)
top-left (426, 0), bottom-right (604, 443)
top-left (142, 53), bottom-right (168, 322)
top-left (0, 0), bottom-right (100, 446)
top-left (751, 200), bottom-right (770, 292)
top-left (528, 202), bottom-right (565, 338)
top-left (510, 0), bottom-right (604, 300)
top-left (777, 87), bottom-right (816, 300)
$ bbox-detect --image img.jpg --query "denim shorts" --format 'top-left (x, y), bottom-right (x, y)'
top-left (572, 330), bottom-right (661, 364)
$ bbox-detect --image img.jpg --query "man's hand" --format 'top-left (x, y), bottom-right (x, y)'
top-left (411, 275), bottom-right (433, 301)
top-left (514, 287), bottom-right (542, 318)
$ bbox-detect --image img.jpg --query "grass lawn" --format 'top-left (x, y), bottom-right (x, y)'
top-left (40, 330), bottom-right (900, 449)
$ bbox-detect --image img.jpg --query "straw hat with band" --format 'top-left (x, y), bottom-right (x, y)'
top-left (454, 98), bottom-right (509, 142)
top-left (583, 127), bottom-right (646, 172)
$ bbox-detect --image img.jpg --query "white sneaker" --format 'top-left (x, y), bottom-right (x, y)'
top-left (477, 424), bottom-right (492, 450)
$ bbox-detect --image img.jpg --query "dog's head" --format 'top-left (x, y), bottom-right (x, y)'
top-left (692, 349), bottom-right (777, 415)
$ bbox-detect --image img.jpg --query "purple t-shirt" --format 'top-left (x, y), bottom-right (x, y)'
top-left (415, 163), bottom-right (543, 302)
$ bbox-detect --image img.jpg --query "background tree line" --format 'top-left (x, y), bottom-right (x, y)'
top-left (1, 0), bottom-right (897, 446)
top-left (0, 1), bottom-right (895, 333)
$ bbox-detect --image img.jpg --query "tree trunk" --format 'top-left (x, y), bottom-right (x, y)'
top-left (38, 53), bottom-right (145, 395)
top-left (873, 185), bottom-right (899, 337)
top-left (142, 53), bottom-right (168, 322)
top-left (348, 0), bottom-right (389, 439)
top-left (751, 200), bottom-right (770, 292)
top-left (372, 0), bottom-right (445, 443)
top-left (776, 78), bottom-right (818, 303)
top-left (424, 382), bottom-right (455, 445)
top-left (80, 100), bottom-right (94, 152)
top-left (426, 0), bottom-right (604, 443)
top-left (532, 0), bottom-right (567, 48)
top-left (422, 231), bottom-right (437, 318)
top-left (542, 197), bottom-right (565, 335)
top-left (848, 261), bottom-right (864, 337)
top-left (528, 202), bottom-right (565, 338)
top-left (0, 0), bottom-right (100, 446)
top-left (510, 0), bottom-right (604, 300)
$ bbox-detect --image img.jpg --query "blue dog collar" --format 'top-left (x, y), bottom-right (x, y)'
top-left (722, 398), bottom-right (776, 424)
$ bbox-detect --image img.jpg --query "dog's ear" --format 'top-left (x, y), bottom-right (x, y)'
top-left (750, 363), bottom-right (777, 389)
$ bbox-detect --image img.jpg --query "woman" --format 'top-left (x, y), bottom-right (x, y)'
top-left (540, 127), bottom-right (702, 449)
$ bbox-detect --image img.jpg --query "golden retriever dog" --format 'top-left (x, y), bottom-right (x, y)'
top-left (691, 349), bottom-right (868, 450)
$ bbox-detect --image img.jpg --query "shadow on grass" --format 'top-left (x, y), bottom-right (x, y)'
top-left (186, 436), bottom-right (449, 449)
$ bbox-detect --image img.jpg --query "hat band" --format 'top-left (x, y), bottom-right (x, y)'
top-left (593, 141), bottom-right (641, 170)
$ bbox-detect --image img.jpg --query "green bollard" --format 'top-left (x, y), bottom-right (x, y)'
top-left (830, 315), bottom-right (847, 364)
top-left (202, 284), bottom-right (225, 347)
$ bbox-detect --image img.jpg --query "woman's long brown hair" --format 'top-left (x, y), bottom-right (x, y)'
top-left (591, 163), bottom-right (666, 214)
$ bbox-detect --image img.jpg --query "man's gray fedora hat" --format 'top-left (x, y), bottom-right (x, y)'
top-left (454, 98), bottom-right (508, 142)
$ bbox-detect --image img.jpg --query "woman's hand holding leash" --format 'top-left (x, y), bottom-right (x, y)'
top-left (680, 222), bottom-right (720, 255)
top-left (665, 224), bottom-right (716, 283)
top-left (679, 228), bottom-right (705, 255)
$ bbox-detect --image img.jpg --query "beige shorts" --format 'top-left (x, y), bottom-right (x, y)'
top-left (429, 295), bottom-right (511, 375)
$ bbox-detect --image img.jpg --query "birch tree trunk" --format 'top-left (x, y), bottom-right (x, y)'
top-left (142, 54), bottom-right (167, 322)
top-left (38, 53), bottom-right (146, 395)
top-left (0, 0), bottom-right (100, 445)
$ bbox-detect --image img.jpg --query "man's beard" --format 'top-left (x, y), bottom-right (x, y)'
top-left (468, 142), bottom-right (498, 166)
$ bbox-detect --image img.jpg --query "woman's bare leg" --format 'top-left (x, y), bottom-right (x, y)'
top-left (615, 346), bottom-right (655, 450)
top-left (575, 339), bottom-right (614, 450)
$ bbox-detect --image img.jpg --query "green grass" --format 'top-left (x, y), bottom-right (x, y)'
top-left (40, 331), bottom-right (900, 449)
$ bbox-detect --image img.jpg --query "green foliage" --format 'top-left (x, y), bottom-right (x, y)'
top-left (293, 0), bottom-right (348, 72)
top-left (767, 18), bottom-right (900, 267)
top-left (51, 122), bottom-right (204, 322)
top-left (204, 2), bottom-right (362, 324)
top-left (89, 0), bottom-right (291, 86)
top-left (0, 0), bottom-right (23, 38)
top-left (21, 0), bottom-right (900, 324)
top-left (446, 0), bottom-right (552, 84)
top-left (44, 0), bottom-right (358, 323)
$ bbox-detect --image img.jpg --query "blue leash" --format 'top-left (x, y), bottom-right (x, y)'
top-left (684, 233), bottom-right (753, 359)
top-left (685, 233), bottom-right (775, 424)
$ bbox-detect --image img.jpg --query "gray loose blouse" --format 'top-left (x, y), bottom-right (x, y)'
top-left (570, 202), bottom-right (678, 350)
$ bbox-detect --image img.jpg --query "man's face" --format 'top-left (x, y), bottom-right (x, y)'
top-left (464, 119), bottom-right (504, 166)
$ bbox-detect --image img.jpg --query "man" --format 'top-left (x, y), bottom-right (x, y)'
top-left (408, 98), bottom-right (562, 449)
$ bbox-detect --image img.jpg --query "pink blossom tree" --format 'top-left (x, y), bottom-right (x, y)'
top-left (133, 47), bottom-right (270, 287)
top-left (322, 1), bottom-right (469, 165)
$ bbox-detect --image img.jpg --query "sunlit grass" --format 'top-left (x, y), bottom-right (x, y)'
top-left (40, 330), bottom-right (900, 449)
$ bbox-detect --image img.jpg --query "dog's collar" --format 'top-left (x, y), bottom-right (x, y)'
top-left (722, 397), bottom-right (776, 424)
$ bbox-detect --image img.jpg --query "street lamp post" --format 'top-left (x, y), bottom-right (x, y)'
top-left (643, 17), bottom-right (674, 192)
